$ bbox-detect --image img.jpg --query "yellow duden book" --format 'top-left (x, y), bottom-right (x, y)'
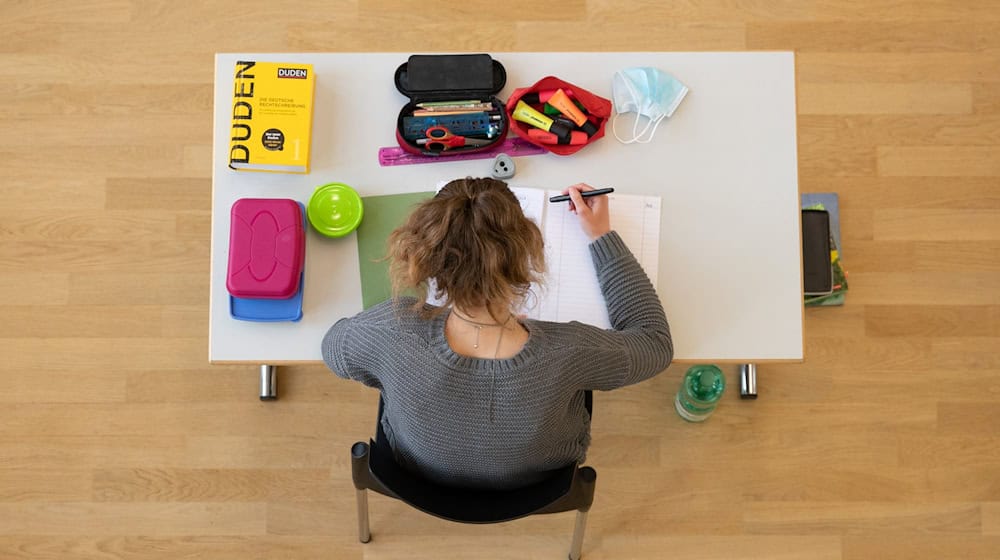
top-left (228, 60), bottom-right (315, 173)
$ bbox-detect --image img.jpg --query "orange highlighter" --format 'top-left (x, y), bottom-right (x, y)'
top-left (548, 89), bottom-right (599, 136)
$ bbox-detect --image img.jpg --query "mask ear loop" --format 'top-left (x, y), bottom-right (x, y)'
top-left (634, 114), bottom-right (667, 144)
top-left (613, 112), bottom-right (656, 144)
top-left (611, 73), bottom-right (659, 144)
top-left (613, 71), bottom-right (654, 144)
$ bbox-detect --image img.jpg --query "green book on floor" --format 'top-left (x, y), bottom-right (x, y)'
top-left (355, 191), bottom-right (436, 309)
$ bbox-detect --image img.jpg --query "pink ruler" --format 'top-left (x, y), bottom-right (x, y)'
top-left (378, 137), bottom-right (547, 166)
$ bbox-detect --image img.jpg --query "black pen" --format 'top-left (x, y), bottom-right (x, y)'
top-left (548, 188), bottom-right (615, 203)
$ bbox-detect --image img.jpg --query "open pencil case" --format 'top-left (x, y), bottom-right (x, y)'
top-left (394, 53), bottom-right (509, 156)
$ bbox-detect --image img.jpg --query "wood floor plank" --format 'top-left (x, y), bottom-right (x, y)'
top-left (1, 115), bottom-right (209, 147)
top-left (814, 366), bottom-right (1000, 403)
top-left (91, 468), bottom-right (338, 502)
top-left (0, 305), bottom-right (163, 338)
top-left (747, 21), bottom-right (1000, 51)
top-left (985, 503), bottom-right (1000, 535)
top-left (798, 141), bottom-right (876, 177)
top-left (0, 83), bottom-right (213, 117)
top-left (0, 536), bottom-right (357, 560)
top-left (937, 402), bottom-right (1000, 436)
top-left (0, 369), bottom-right (126, 404)
top-left (0, 240), bottom-right (209, 274)
top-left (125, 365), bottom-right (344, 403)
top-left (799, 114), bottom-right (1000, 146)
top-left (974, 83), bottom-right (1000, 114)
top-left (828, 177), bottom-right (1000, 209)
top-left (845, 241), bottom-right (1000, 273)
top-left (286, 21), bottom-right (519, 52)
top-left (879, 146), bottom-right (1000, 177)
top-left (0, 179), bottom-right (106, 210)
top-left (844, 272), bottom-right (1000, 305)
top-left (68, 272), bottom-right (207, 305)
top-left (932, 338), bottom-right (1000, 369)
top-left (0, 436), bottom-right (187, 469)
top-left (798, 83), bottom-right (973, 115)
top-left (182, 436), bottom-right (345, 469)
top-left (743, 501), bottom-right (981, 536)
top-left (364, 0), bottom-right (583, 22)
top-left (0, 338), bottom-right (207, 370)
top-left (592, 536), bottom-right (843, 560)
top-left (864, 304), bottom-right (999, 337)
top-left (0, 146), bottom-right (187, 179)
top-left (0, 469), bottom-right (92, 502)
top-left (0, 273), bottom-right (69, 305)
top-left (0, 402), bottom-right (370, 437)
top-left (844, 535), bottom-right (1000, 560)
top-left (104, 177), bottom-right (211, 211)
top-left (899, 434), bottom-right (1000, 468)
top-left (0, 502), bottom-right (266, 535)
top-left (0, 210), bottom-right (179, 242)
top-left (798, 52), bottom-right (1000, 83)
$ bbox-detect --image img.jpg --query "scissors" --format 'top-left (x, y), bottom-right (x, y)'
top-left (416, 126), bottom-right (493, 151)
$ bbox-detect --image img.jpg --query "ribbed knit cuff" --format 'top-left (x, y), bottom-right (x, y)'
top-left (588, 230), bottom-right (629, 265)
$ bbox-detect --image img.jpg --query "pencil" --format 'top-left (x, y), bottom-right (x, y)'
top-left (548, 188), bottom-right (615, 203)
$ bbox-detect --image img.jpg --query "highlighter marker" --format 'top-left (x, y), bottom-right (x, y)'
top-left (519, 88), bottom-right (575, 105)
top-left (527, 128), bottom-right (587, 145)
top-left (548, 88), bottom-right (599, 136)
top-left (548, 188), bottom-right (615, 203)
top-left (513, 100), bottom-right (572, 142)
top-left (512, 100), bottom-right (555, 131)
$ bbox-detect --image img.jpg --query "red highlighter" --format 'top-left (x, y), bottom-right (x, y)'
top-left (527, 127), bottom-right (588, 145)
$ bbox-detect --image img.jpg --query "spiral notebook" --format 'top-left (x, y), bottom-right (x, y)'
top-left (511, 187), bottom-right (661, 329)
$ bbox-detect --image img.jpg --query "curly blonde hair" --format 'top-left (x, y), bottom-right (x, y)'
top-left (387, 177), bottom-right (546, 321)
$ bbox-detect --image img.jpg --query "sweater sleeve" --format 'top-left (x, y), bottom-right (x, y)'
top-left (584, 230), bottom-right (673, 390)
top-left (321, 315), bottom-right (384, 390)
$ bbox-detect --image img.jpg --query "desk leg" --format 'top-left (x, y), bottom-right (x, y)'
top-left (260, 365), bottom-right (278, 401)
top-left (739, 363), bottom-right (757, 399)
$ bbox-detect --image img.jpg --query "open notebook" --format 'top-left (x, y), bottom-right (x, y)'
top-left (356, 187), bottom-right (661, 330)
top-left (511, 187), bottom-right (661, 329)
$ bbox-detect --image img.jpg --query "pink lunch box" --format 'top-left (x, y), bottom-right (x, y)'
top-left (226, 198), bottom-right (305, 299)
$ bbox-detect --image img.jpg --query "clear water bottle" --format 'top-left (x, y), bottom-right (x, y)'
top-left (675, 364), bottom-right (726, 422)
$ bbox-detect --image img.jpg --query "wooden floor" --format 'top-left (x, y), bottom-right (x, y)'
top-left (2, 1), bottom-right (999, 558)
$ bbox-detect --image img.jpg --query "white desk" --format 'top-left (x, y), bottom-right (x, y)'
top-left (210, 52), bottom-right (803, 369)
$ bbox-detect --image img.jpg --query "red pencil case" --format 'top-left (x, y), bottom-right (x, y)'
top-left (394, 53), bottom-right (509, 157)
top-left (506, 76), bottom-right (611, 156)
top-left (226, 198), bottom-right (305, 299)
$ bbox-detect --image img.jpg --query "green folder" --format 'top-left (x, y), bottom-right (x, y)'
top-left (356, 191), bottom-right (435, 309)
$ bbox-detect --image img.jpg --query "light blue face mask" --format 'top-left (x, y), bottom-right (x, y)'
top-left (611, 67), bottom-right (689, 144)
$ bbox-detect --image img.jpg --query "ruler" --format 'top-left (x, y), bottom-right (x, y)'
top-left (378, 137), bottom-right (548, 167)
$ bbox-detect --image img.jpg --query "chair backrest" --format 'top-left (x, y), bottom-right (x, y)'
top-left (351, 392), bottom-right (596, 524)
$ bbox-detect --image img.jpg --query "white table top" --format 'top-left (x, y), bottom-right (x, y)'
top-left (210, 52), bottom-right (803, 364)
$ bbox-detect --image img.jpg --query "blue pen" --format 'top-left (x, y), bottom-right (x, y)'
top-left (548, 188), bottom-right (615, 203)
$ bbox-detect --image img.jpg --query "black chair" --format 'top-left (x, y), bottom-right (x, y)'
top-left (350, 392), bottom-right (597, 560)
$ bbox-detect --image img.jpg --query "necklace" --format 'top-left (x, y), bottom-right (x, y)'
top-left (450, 309), bottom-right (515, 423)
top-left (450, 310), bottom-right (513, 355)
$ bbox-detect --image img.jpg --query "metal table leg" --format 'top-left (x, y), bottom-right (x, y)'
top-left (260, 364), bottom-right (278, 401)
top-left (739, 363), bottom-right (757, 399)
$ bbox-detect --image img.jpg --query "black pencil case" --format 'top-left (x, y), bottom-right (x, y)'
top-left (394, 54), bottom-right (509, 156)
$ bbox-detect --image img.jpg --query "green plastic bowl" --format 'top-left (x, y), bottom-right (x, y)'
top-left (307, 183), bottom-right (364, 237)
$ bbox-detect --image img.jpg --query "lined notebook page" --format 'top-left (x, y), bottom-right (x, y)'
top-left (512, 188), bottom-right (661, 329)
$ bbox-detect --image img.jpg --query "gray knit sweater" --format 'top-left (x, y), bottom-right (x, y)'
top-left (322, 231), bottom-right (672, 489)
